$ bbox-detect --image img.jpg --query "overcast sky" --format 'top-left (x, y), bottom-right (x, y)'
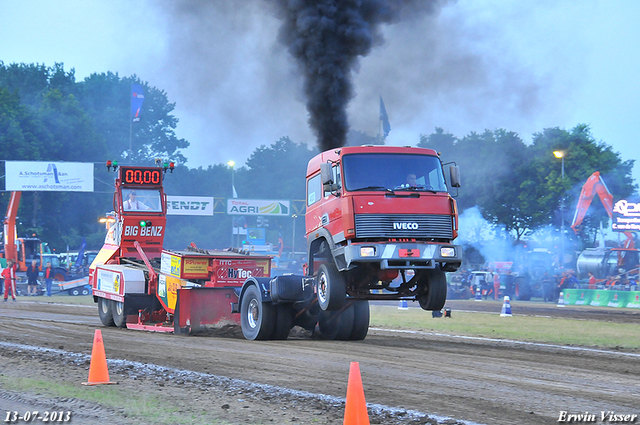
top-left (2, 0), bottom-right (639, 185)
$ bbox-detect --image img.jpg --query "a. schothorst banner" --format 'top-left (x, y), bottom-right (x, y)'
top-left (5, 161), bottom-right (94, 192)
top-left (612, 197), bottom-right (640, 232)
top-left (227, 199), bottom-right (290, 216)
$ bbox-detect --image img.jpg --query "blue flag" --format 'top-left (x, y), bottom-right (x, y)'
top-left (131, 84), bottom-right (145, 122)
top-left (74, 237), bottom-right (86, 269)
top-left (380, 96), bottom-right (391, 138)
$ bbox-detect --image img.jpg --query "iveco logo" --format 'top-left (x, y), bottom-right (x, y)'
top-left (393, 222), bottom-right (418, 230)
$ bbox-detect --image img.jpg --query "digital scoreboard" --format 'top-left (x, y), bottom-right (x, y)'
top-left (120, 167), bottom-right (162, 186)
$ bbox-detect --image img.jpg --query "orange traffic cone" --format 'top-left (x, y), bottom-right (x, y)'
top-left (343, 362), bottom-right (370, 425)
top-left (82, 329), bottom-right (116, 386)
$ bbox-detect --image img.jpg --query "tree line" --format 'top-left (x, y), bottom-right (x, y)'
top-left (0, 62), bottom-right (636, 257)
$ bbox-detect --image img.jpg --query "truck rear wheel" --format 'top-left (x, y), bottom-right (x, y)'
top-left (98, 297), bottom-right (115, 327)
top-left (272, 305), bottom-right (294, 340)
top-left (318, 307), bottom-right (353, 341)
top-left (316, 263), bottom-right (346, 311)
top-left (349, 300), bottom-right (370, 341)
top-left (241, 285), bottom-right (276, 340)
top-left (417, 268), bottom-right (447, 311)
top-left (112, 300), bottom-right (127, 328)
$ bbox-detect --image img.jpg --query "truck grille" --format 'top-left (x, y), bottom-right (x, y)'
top-left (354, 214), bottom-right (453, 239)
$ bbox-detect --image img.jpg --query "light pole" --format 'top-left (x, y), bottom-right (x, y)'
top-left (553, 150), bottom-right (565, 269)
top-left (291, 214), bottom-right (297, 253)
top-left (227, 160), bottom-right (235, 247)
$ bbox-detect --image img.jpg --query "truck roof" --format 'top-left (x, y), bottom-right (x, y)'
top-left (307, 145), bottom-right (440, 177)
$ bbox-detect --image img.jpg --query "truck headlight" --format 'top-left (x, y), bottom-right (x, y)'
top-left (440, 247), bottom-right (456, 257)
top-left (360, 247), bottom-right (375, 257)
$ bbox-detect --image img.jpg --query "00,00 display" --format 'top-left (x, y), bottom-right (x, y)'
top-left (121, 168), bottom-right (162, 186)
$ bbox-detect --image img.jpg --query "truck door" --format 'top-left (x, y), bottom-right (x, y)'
top-left (321, 163), bottom-right (343, 240)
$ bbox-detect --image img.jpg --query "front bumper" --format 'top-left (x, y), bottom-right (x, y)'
top-left (336, 242), bottom-right (462, 270)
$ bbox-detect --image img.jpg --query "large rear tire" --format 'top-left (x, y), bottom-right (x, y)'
top-left (318, 307), bottom-right (354, 340)
top-left (98, 297), bottom-right (115, 327)
top-left (417, 268), bottom-right (447, 311)
top-left (112, 300), bottom-right (127, 328)
top-left (271, 304), bottom-right (294, 340)
top-left (241, 285), bottom-right (276, 340)
top-left (349, 300), bottom-right (370, 341)
top-left (316, 263), bottom-right (346, 311)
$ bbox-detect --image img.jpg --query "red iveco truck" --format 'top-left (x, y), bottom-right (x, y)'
top-left (238, 145), bottom-right (462, 341)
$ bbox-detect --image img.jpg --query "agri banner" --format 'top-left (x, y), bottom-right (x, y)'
top-left (5, 161), bottom-right (94, 192)
top-left (562, 289), bottom-right (640, 308)
top-left (227, 198), bottom-right (290, 216)
top-left (167, 196), bottom-right (214, 216)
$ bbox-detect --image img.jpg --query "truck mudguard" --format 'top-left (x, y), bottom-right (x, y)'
top-left (240, 277), bottom-right (273, 303)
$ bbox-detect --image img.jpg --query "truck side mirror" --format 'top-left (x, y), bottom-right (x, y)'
top-left (320, 163), bottom-right (338, 193)
top-left (449, 165), bottom-right (461, 188)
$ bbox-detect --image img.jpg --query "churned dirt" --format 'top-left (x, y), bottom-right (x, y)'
top-left (0, 298), bottom-right (639, 425)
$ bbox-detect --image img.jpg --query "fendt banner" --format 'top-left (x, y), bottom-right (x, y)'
top-left (227, 198), bottom-right (290, 216)
top-left (5, 161), bottom-right (94, 192)
top-left (166, 196), bottom-right (214, 216)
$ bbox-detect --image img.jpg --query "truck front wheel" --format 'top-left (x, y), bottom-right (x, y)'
top-left (417, 268), bottom-right (447, 311)
top-left (316, 263), bottom-right (346, 311)
top-left (98, 298), bottom-right (115, 327)
top-left (241, 285), bottom-right (276, 340)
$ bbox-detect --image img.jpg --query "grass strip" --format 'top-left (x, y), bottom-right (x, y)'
top-left (370, 305), bottom-right (640, 350)
top-left (0, 376), bottom-right (230, 425)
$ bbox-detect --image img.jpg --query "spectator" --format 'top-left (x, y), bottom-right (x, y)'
top-left (26, 260), bottom-right (39, 296)
top-left (604, 276), bottom-right (615, 289)
top-left (504, 271), bottom-right (515, 299)
top-left (541, 272), bottom-right (554, 302)
top-left (44, 261), bottom-right (54, 297)
top-left (588, 272), bottom-right (597, 289)
top-left (556, 271), bottom-right (567, 300)
top-left (565, 271), bottom-right (579, 289)
top-left (629, 276), bottom-right (637, 291)
top-left (493, 272), bottom-right (501, 300)
top-left (481, 274), bottom-right (493, 300)
top-left (621, 276), bottom-right (631, 291)
top-left (2, 260), bottom-right (17, 301)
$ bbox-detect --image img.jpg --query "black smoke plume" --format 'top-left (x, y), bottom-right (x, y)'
top-left (272, 0), bottom-right (439, 151)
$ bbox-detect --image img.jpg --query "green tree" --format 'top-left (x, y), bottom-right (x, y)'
top-left (522, 125), bottom-right (636, 247)
top-left (0, 63), bottom-right (190, 252)
top-left (76, 73), bottom-right (189, 165)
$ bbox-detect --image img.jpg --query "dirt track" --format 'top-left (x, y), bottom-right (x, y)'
top-left (0, 298), bottom-right (639, 424)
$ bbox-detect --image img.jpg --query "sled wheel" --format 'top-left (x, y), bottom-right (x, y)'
top-left (112, 300), bottom-right (127, 328)
top-left (98, 297), bottom-right (115, 327)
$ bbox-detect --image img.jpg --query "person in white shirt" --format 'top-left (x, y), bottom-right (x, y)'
top-left (123, 190), bottom-right (150, 211)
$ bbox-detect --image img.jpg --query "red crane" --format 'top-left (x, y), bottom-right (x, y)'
top-left (571, 171), bottom-right (635, 265)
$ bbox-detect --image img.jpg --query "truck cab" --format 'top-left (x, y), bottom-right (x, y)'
top-left (305, 145), bottom-right (462, 311)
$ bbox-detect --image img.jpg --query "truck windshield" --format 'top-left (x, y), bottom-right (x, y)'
top-left (342, 153), bottom-right (448, 193)
top-left (122, 188), bottom-right (162, 212)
